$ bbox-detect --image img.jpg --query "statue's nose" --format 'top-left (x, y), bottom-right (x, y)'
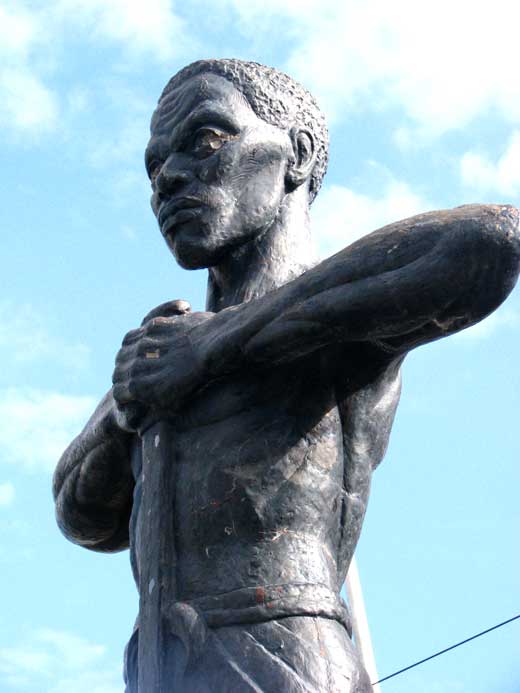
top-left (156, 163), bottom-right (193, 197)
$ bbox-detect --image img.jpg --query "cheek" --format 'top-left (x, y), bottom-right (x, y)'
top-left (233, 145), bottom-right (287, 228)
top-left (196, 137), bottom-right (289, 236)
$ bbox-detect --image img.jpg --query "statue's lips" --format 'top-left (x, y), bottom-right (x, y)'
top-left (159, 198), bottom-right (203, 235)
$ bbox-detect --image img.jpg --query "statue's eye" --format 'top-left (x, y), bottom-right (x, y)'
top-left (191, 128), bottom-right (235, 158)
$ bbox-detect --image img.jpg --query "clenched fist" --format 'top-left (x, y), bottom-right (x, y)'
top-left (112, 299), bottom-right (213, 431)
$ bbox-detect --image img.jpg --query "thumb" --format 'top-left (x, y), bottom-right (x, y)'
top-left (141, 299), bottom-right (191, 325)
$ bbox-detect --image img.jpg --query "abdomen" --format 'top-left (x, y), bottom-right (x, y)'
top-left (167, 357), bottom-right (346, 600)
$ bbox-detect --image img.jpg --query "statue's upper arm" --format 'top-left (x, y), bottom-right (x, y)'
top-left (53, 390), bottom-right (135, 552)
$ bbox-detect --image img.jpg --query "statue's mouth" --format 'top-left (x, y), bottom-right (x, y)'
top-left (159, 197), bottom-right (203, 236)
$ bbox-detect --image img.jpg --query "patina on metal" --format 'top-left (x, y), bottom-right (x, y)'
top-left (53, 59), bottom-right (520, 692)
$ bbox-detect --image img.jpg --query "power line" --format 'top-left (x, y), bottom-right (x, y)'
top-left (373, 613), bottom-right (520, 686)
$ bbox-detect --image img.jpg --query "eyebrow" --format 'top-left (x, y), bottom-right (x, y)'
top-left (145, 103), bottom-right (244, 176)
top-left (156, 101), bottom-right (241, 143)
top-left (177, 105), bottom-right (241, 143)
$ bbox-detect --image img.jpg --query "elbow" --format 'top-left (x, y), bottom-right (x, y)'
top-left (55, 488), bottom-right (130, 553)
top-left (53, 460), bottom-right (130, 553)
top-left (480, 204), bottom-right (520, 312)
top-left (453, 204), bottom-right (520, 319)
top-left (482, 204), bottom-right (520, 265)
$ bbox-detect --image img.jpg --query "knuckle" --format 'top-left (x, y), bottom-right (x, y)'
top-left (146, 318), bottom-right (169, 336)
top-left (128, 361), bottom-right (138, 381)
top-left (113, 384), bottom-right (125, 402)
top-left (150, 317), bottom-right (168, 329)
top-left (115, 349), bottom-right (127, 366)
top-left (134, 337), bottom-right (157, 356)
top-left (142, 320), bottom-right (156, 336)
top-left (122, 328), bottom-right (142, 345)
top-left (126, 378), bottom-right (137, 398)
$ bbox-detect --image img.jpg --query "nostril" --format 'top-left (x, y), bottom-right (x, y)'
top-left (157, 169), bottom-right (192, 195)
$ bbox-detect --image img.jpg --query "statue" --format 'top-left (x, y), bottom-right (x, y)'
top-left (53, 59), bottom-right (520, 692)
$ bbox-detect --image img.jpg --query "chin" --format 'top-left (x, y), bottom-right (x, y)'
top-left (169, 233), bottom-right (224, 270)
top-left (166, 218), bottom-right (263, 270)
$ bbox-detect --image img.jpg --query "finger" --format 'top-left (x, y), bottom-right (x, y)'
top-left (113, 380), bottom-right (136, 405)
top-left (129, 355), bottom-right (173, 378)
top-left (115, 401), bottom-right (148, 432)
top-left (128, 372), bottom-right (176, 407)
top-left (146, 316), bottom-right (179, 331)
top-left (113, 355), bottom-right (160, 385)
top-left (118, 336), bottom-right (162, 359)
top-left (112, 361), bottom-right (132, 386)
top-left (113, 343), bottom-right (166, 384)
top-left (122, 327), bottom-right (145, 347)
top-left (141, 299), bottom-right (191, 325)
top-left (136, 336), bottom-right (168, 358)
top-left (116, 340), bottom-right (138, 360)
top-left (144, 317), bottom-right (190, 339)
top-left (114, 345), bottom-right (139, 374)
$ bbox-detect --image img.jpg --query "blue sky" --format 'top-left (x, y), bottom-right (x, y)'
top-left (1, 1), bottom-right (519, 691)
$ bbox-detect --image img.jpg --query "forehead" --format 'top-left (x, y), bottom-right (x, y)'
top-left (150, 73), bottom-right (259, 137)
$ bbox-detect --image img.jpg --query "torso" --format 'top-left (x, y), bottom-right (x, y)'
top-left (129, 342), bottom-right (402, 601)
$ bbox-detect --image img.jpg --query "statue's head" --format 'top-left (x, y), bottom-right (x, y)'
top-left (146, 59), bottom-right (329, 269)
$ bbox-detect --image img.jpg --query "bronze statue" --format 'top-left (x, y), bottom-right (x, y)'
top-left (53, 59), bottom-right (520, 692)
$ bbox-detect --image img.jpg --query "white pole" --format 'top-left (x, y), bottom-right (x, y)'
top-left (345, 557), bottom-right (382, 692)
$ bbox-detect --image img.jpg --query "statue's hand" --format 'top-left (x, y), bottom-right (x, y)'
top-left (112, 300), bottom-right (213, 426)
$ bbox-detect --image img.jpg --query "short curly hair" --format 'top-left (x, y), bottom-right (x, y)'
top-left (156, 59), bottom-right (329, 204)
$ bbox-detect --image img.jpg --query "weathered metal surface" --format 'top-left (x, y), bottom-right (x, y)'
top-left (52, 59), bottom-right (520, 693)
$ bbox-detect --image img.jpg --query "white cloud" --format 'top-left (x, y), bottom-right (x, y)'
top-left (0, 4), bottom-right (58, 133)
top-left (460, 131), bottom-right (520, 199)
top-left (312, 177), bottom-right (429, 256)
top-left (0, 0), bottom-right (188, 135)
top-left (0, 305), bottom-right (94, 473)
top-left (35, 629), bottom-right (105, 670)
top-left (0, 301), bottom-right (90, 371)
top-left (0, 482), bottom-right (15, 507)
top-left (0, 4), bottom-right (38, 61)
top-left (0, 388), bottom-right (96, 473)
top-left (66, 86), bottom-right (91, 115)
top-left (54, 0), bottom-right (187, 62)
top-left (86, 110), bottom-right (150, 171)
top-left (0, 628), bottom-right (121, 693)
top-left (0, 67), bottom-right (58, 132)
top-left (227, 0), bottom-right (520, 134)
top-left (3, 0), bottom-right (517, 139)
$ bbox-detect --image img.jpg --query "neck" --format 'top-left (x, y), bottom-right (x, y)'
top-left (206, 188), bottom-right (317, 312)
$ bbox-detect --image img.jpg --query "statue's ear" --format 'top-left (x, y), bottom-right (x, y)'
top-left (286, 127), bottom-right (316, 192)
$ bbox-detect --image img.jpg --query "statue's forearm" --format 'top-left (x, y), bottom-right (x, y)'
top-left (53, 390), bottom-right (134, 552)
top-left (196, 204), bottom-right (520, 372)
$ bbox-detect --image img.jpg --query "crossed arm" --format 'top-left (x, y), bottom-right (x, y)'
top-left (53, 203), bottom-right (520, 550)
top-left (113, 204), bottom-right (520, 407)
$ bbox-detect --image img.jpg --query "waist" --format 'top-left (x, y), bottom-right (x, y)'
top-left (179, 582), bottom-right (351, 636)
top-left (171, 531), bottom-right (341, 600)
